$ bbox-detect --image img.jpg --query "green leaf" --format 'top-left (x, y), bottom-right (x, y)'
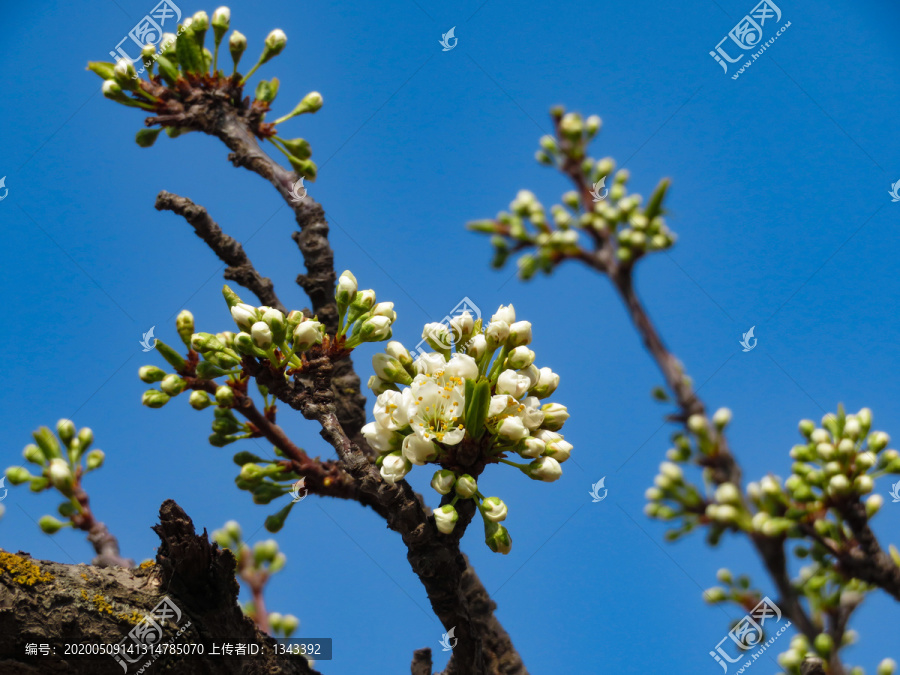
top-left (135, 128), bottom-right (162, 148)
top-left (155, 55), bottom-right (180, 85)
top-left (644, 178), bottom-right (670, 221)
top-left (287, 156), bottom-right (317, 181)
top-left (280, 137), bottom-right (311, 160)
top-left (233, 451), bottom-right (264, 466)
top-left (154, 339), bottom-right (186, 372)
top-left (32, 427), bottom-right (61, 460)
top-left (464, 379), bottom-right (491, 440)
top-left (176, 25), bottom-right (204, 75)
top-left (87, 62), bottom-right (116, 80)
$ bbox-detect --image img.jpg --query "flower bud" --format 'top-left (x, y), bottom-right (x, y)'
top-left (139, 365), bottom-right (167, 383)
top-left (39, 515), bottom-right (65, 534)
top-left (466, 334), bottom-right (487, 359)
top-left (482, 497), bottom-right (508, 522)
top-left (496, 370), bottom-right (529, 398)
top-left (402, 434), bottom-right (438, 465)
top-left (359, 315), bottom-right (392, 342)
top-left (160, 374), bottom-right (186, 396)
top-left (6, 466), bottom-right (33, 485)
top-left (262, 307), bottom-right (286, 344)
top-left (507, 321), bottom-right (532, 347)
top-left (291, 320), bottom-right (324, 352)
top-left (715, 482), bottom-right (741, 505)
top-left (520, 436), bottom-right (545, 458)
top-left (48, 458), bottom-right (74, 494)
top-left (497, 416), bottom-right (528, 441)
top-left (853, 474), bottom-right (873, 494)
top-left (86, 449), bottom-right (105, 471)
top-left (531, 367), bottom-right (559, 399)
top-left (506, 346), bottom-right (535, 369)
top-left (525, 456), bottom-right (562, 482)
top-left (423, 322), bottom-right (452, 352)
top-left (229, 30), bottom-right (247, 67)
top-left (814, 633), bottom-right (833, 657)
top-left (431, 469), bottom-right (456, 495)
top-left (253, 539), bottom-right (279, 565)
top-left (142, 389), bottom-right (171, 408)
top-left (712, 408), bottom-right (732, 429)
top-left (212, 6), bottom-right (230, 44)
top-left (869, 431), bottom-right (890, 452)
top-left (485, 320), bottom-right (509, 347)
top-left (215, 385), bottom-right (235, 407)
top-left (275, 91), bottom-right (324, 124)
top-left (189, 390), bottom-right (212, 410)
top-left (687, 414), bottom-right (708, 435)
top-left (380, 451), bottom-right (411, 485)
top-left (878, 659), bottom-right (897, 675)
top-left (540, 403), bottom-right (569, 431)
top-left (336, 270), bottom-right (358, 308)
top-left (250, 321), bottom-right (273, 350)
top-left (585, 115), bottom-right (602, 136)
top-left (113, 58), bottom-right (137, 86)
top-left (23, 444), bottom-right (45, 465)
top-left (484, 521), bottom-right (512, 554)
top-left (434, 504), bottom-right (459, 534)
top-left (828, 474), bottom-right (850, 494)
top-left (455, 474), bottom-right (477, 498)
top-left (866, 494), bottom-right (884, 517)
top-left (230, 303), bottom-right (258, 331)
top-left (449, 311), bottom-right (475, 345)
top-left (704, 587), bottom-right (727, 603)
top-left (543, 437), bottom-right (572, 462)
top-left (372, 353), bottom-right (412, 385)
top-left (559, 112), bottom-right (583, 139)
top-left (261, 29), bottom-right (287, 63)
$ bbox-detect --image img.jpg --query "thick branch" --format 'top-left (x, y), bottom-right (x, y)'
top-left (836, 500), bottom-right (900, 600)
top-left (0, 500), bottom-right (318, 674)
top-left (155, 190), bottom-right (285, 313)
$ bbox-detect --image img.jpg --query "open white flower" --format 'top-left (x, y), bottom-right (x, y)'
top-left (405, 354), bottom-right (477, 445)
top-left (374, 390), bottom-right (410, 431)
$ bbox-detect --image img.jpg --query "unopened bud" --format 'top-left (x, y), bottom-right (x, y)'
top-left (434, 504), bottom-right (459, 534)
top-left (39, 515), bottom-right (65, 534)
top-left (455, 474), bottom-right (477, 498)
top-left (430, 469), bottom-right (456, 495)
top-left (86, 449), bottom-right (105, 471)
top-left (142, 389), bottom-right (171, 408)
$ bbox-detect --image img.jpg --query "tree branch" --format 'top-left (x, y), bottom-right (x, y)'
top-left (155, 190), bottom-right (286, 314)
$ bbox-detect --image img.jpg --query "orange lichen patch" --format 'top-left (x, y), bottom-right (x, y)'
top-left (119, 610), bottom-right (144, 625)
top-left (0, 552), bottom-right (54, 586)
top-left (80, 573), bottom-right (90, 582)
top-left (139, 560), bottom-right (155, 569)
top-left (91, 593), bottom-right (115, 616)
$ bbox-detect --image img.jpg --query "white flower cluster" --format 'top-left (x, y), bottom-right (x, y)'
top-left (362, 303), bottom-right (571, 554)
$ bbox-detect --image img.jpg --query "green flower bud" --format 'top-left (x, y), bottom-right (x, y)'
top-left (869, 431), bottom-right (890, 452)
top-left (280, 137), bottom-right (312, 160)
top-left (484, 520), bottom-right (512, 554)
top-left (160, 374), bottom-right (186, 396)
top-left (39, 515), bottom-right (65, 534)
top-left (6, 466), bottom-right (33, 485)
top-left (253, 538), bottom-right (279, 565)
top-left (715, 482), bottom-right (741, 505)
top-left (23, 444), bottom-right (45, 465)
top-left (142, 389), bottom-right (171, 408)
top-left (29, 477), bottom-right (49, 492)
top-left (33, 427), bottom-right (61, 460)
top-left (258, 28), bottom-right (287, 65)
top-left (813, 633), bottom-right (833, 657)
top-left (281, 614), bottom-right (299, 636)
top-left (372, 353), bottom-right (412, 385)
top-left (175, 310), bottom-right (195, 348)
top-left (585, 115), bottom-right (601, 136)
top-left (559, 112), bottom-right (583, 139)
top-left (713, 408), bottom-right (732, 429)
top-left (191, 11), bottom-right (209, 46)
top-left (877, 658), bottom-right (897, 675)
top-left (358, 315), bottom-right (392, 342)
top-left (274, 91), bottom-right (324, 125)
top-left (188, 390), bottom-right (211, 410)
top-left (215, 386), bottom-right (235, 407)
top-left (86, 450), bottom-right (105, 471)
top-left (430, 469), bottom-right (456, 495)
top-left (229, 30), bottom-right (247, 68)
top-left (336, 270), bottom-right (358, 309)
top-left (704, 587), bottom-right (727, 603)
top-left (853, 474), bottom-right (873, 494)
top-left (57, 419), bottom-right (76, 445)
top-left (224, 519), bottom-right (242, 542)
top-left (455, 474), bottom-right (477, 499)
top-left (828, 474), bottom-right (850, 495)
top-left (113, 58), bottom-right (137, 87)
top-left (212, 6), bottom-right (230, 45)
top-left (240, 463), bottom-right (265, 481)
top-left (866, 494), bottom-right (884, 518)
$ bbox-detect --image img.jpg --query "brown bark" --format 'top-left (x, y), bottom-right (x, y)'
top-left (0, 501), bottom-right (317, 675)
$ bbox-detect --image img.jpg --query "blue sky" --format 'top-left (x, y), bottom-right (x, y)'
top-left (2, 0), bottom-right (899, 672)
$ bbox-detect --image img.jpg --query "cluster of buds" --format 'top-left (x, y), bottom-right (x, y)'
top-left (333, 270), bottom-right (396, 347)
top-left (5, 421), bottom-right (105, 534)
top-left (773, 630), bottom-right (895, 675)
top-left (88, 8), bottom-right (322, 180)
top-left (362, 303), bottom-right (570, 554)
top-left (468, 107), bottom-right (676, 278)
top-left (212, 521), bottom-right (303, 643)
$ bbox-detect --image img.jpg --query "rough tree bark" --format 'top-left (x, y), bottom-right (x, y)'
top-left (0, 501), bottom-right (318, 675)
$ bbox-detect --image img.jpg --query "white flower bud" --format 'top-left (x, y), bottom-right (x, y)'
top-left (844, 417), bottom-right (861, 439)
top-left (498, 416), bottom-right (528, 441)
top-left (865, 493), bottom-right (883, 518)
top-left (715, 482), bottom-right (741, 505)
top-left (371, 302), bottom-right (395, 319)
top-left (713, 408), bottom-right (732, 428)
top-left (531, 367), bottom-right (559, 398)
top-left (466, 334), bottom-right (487, 359)
top-left (362, 421), bottom-right (402, 454)
top-left (251, 321), bottom-right (273, 350)
top-left (262, 28), bottom-right (288, 62)
top-left (853, 474), bottom-right (873, 494)
top-left (449, 311), bottom-right (475, 344)
top-left (497, 370), bottom-right (529, 398)
top-left (455, 474), bottom-right (478, 498)
top-left (687, 414), bottom-right (708, 434)
top-left (372, 353), bottom-right (412, 385)
top-left (811, 428), bottom-right (831, 444)
top-left (544, 437), bottom-right (572, 462)
top-left (540, 402), bottom-right (569, 431)
top-left (336, 270), bottom-right (357, 306)
top-left (423, 322), bottom-right (452, 351)
top-left (492, 304), bottom-right (516, 325)
top-left (506, 346), bottom-right (535, 369)
top-left (507, 321), bottom-right (532, 347)
top-left (431, 470), bottom-right (456, 495)
top-left (434, 504), bottom-right (459, 534)
top-left (230, 303), bottom-right (258, 331)
top-left (48, 458), bottom-right (74, 494)
top-left (828, 474), bottom-right (850, 494)
top-left (485, 320), bottom-right (510, 346)
top-left (359, 315), bottom-right (392, 342)
top-left (526, 456), bottom-right (562, 482)
top-left (292, 320), bottom-right (324, 351)
top-left (482, 497), bottom-right (508, 522)
top-left (380, 452), bottom-right (411, 485)
top-left (660, 461), bottom-right (683, 482)
top-left (519, 437), bottom-right (546, 458)
top-left (385, 341), bottom-right (413, 367)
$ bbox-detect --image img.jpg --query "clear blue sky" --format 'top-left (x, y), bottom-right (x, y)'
top-left (2, 0), bottom-right (899, 672)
